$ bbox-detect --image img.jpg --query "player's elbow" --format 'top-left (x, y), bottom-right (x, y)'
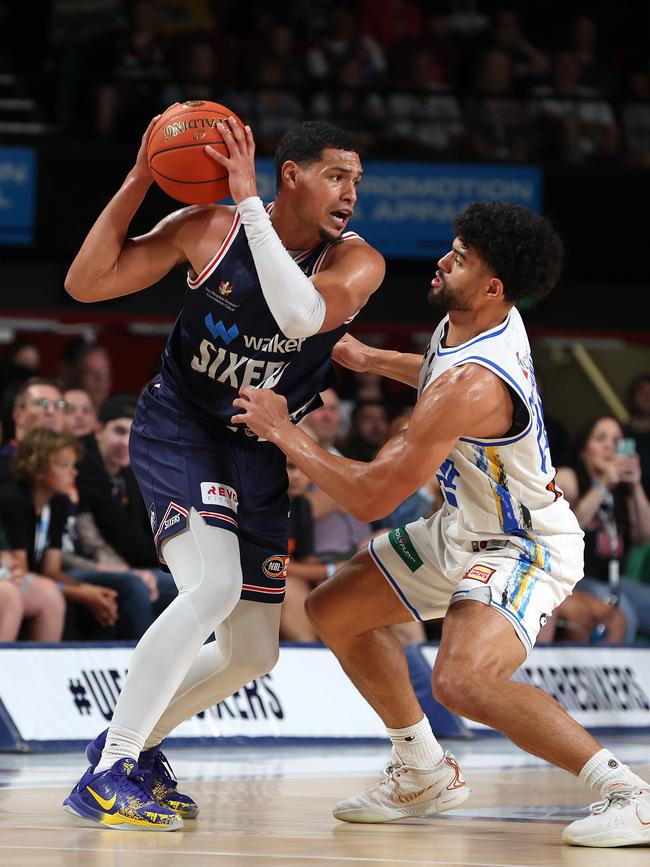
top-left (280, 313), bottom-right (323, 340)
top-left (350, 483), bottom-right (397, 523)
top-left (64, 270), bottom-right (93, 302)
top-left (351, 503), bottom-right (386, 523)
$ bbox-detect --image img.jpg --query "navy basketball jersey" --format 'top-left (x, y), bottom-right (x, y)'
top-left (159, 204), bottom-right (363, 428)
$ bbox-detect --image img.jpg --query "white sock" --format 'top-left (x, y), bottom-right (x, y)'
top-left (386, 715), bottom-right (444, 770)
top-left (579, 748), bottom-right (650, 796)
top-left (95, 725), bottom-right (145, 773)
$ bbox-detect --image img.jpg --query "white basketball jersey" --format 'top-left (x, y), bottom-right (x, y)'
top-left (419, 307), bottom-right (582, 542)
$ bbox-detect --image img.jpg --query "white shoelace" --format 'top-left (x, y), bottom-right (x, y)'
top-left (588, 787), bottom-right (636, 815)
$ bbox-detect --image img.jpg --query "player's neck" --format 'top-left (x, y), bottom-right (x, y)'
top-left (446, 307), bottom-right (511, 346)
top-left (270, 203), bottom-right (321, 252)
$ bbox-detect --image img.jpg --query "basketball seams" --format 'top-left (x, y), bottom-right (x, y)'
top-left (149, 140), bottom-right (227, 161)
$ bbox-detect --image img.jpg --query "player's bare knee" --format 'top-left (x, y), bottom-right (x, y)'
top-left (432, 666), bottom-right (484, 716)
top-left (304, 584), bottom-right (327, 630)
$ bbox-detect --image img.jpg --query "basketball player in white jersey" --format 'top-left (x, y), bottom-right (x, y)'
top-left (233, 202), bottom-right (650, 848)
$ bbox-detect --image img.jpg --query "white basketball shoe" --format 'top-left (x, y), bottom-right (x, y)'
top-left (562, 786), bottom-right (650, 847)
top-left (333, 751), bottom-right (470, 823)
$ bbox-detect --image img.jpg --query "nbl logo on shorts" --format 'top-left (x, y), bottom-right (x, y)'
top-left (262, 555), bottom-right (289, 580)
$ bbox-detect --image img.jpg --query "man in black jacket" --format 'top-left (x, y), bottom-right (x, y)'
top-left (75, 394), bottom-right (176, 612)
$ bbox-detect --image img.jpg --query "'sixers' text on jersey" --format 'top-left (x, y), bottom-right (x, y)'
top-left (160, 204), bottom-right (362, 428)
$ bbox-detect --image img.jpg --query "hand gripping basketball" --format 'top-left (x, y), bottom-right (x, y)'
top-left (204, 117), bottom-right (258, 205)
top-left (146, 100), bottom-right (246, 204)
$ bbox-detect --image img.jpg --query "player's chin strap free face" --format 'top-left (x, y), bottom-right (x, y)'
top-left (237, 196), bottom-right (326, 339)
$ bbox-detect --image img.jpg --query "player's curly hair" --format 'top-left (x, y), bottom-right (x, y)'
top-left (12, 427), bottom-right (82, 483)
top-left (452, 202), bottom-right (564, 302)
top-left (274, 121), bottom-right (358, 189)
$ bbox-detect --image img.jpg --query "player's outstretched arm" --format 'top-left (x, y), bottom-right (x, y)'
top-left (333, 334), bottom-right (424, 389)
top-left (233, 365), bottom-right (511, 521)
top-left (65, 115), bottom-right (188, 303)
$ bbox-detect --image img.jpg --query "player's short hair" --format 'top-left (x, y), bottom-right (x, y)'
top-left (452, 202), bottom-right (564, 302)
top-left (274, 121), bottom-right (358, 189)
top-left (12, 427), bottom-right (82, 482)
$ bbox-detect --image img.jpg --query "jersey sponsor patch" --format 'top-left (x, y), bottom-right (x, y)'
top-left (464, 564), bottom-right (495, 583)
top-left (262, 555), bottom-right (289, 580)
top-left (200, 482), bottom-right (238, 512)
top-left (388, 527), bottom-right (423, 573)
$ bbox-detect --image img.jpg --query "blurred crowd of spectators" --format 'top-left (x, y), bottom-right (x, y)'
top-left (1, 333), bottom-right (650, 649)
top-left (4, 1), bottom-right (650, 165)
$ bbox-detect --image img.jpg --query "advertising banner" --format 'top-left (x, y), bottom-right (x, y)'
top-left (254, 158), bottom-right (541, 259)
top-left (0, 645), bottom-right (386, 747)
top-left (0, 147), bottom-right (37, 244)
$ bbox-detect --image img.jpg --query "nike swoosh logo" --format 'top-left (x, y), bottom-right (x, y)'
top-left (396, 784), bottom-right (438, 804)
top-left (636, 805), bottom-right (650, 826)
top-left (87, 786), bottom-right (116, 811)
top-left (445, 756), bottom-right (466, 791)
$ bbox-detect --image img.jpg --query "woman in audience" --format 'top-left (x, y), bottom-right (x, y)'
top-left (555, 415), bottom-right (650, 643)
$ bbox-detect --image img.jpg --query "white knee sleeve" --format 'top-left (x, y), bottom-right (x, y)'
top-left (108, 510), bottom-right (243, 742)
top-left (146, 600), bottom-right (281, 744)
top-left (161, 509), bottom-right (243, 635)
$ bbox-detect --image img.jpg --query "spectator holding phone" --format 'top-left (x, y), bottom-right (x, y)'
top-left (556, 415), bottom-right (650, 642)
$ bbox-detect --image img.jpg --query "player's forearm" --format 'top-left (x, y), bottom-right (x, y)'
top-left (237, 196), bottom-right (326, 337)
top-left (269, 423), bottom-right (398, 521)
top-left (365, 347), bottom-right (423, 388)
top-left (65, 170), bottom-right (152, 301)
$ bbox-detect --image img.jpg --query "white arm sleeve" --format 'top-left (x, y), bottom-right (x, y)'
top-left (237, 196), bottom-right (327, 338)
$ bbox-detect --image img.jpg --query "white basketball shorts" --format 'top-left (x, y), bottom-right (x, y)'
top-left (369, 511), bottom-right (584, 656)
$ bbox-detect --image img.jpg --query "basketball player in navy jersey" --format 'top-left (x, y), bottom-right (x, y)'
top-left (235, 202), bottom-right (650, 848)
top-left (62, 115), bottom-right (384, 830)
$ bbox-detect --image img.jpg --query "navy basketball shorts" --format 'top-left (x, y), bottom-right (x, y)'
top-left (129, 382), bottom-right (290, 604)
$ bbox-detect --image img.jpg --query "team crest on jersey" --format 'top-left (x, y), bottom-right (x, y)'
top-left (218, 280), bottom-right (233, 296)
top-left (464, 564), bottom-right (495, 583)
top-left (149, 502), bottom-right (157, 532)
top-left (262, 555), bottom-right (289, 580)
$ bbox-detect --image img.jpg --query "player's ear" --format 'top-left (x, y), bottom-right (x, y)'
top-left (486, 276), bottom-right (504, 300)
top-left (280, 160), bottom-right (299, 189)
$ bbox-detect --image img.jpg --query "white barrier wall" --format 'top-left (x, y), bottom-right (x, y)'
top-left (0, 645), bottom-right (387, 748)
top-left (1, 643), bottom-right (648, 750)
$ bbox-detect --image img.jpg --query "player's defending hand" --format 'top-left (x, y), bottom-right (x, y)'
top-left (332, 334), bottom-right (371, 372)
top-left (205, 117), bottom-right (258, 204)
top-left (232, 387), bottom-right (291, 441)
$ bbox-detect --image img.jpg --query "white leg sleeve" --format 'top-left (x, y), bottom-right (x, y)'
top-left (107, 509), bottom-right (243, 743)
top-left (237, 196), bottom-right (326, 338)
top-left (144, 599), bottom-right (281, 746)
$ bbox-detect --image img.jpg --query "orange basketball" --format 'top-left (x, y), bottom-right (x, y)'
top-left (147, 100), bottom-right (243, 205)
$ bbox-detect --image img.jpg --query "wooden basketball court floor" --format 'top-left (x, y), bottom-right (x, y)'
top-left (1, 736), bottom-right (649, 866)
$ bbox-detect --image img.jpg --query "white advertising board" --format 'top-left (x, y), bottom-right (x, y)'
top-left (420, 645), bottom-right (650, 729)
top-left (0, 646), bottom-right (386, 744)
